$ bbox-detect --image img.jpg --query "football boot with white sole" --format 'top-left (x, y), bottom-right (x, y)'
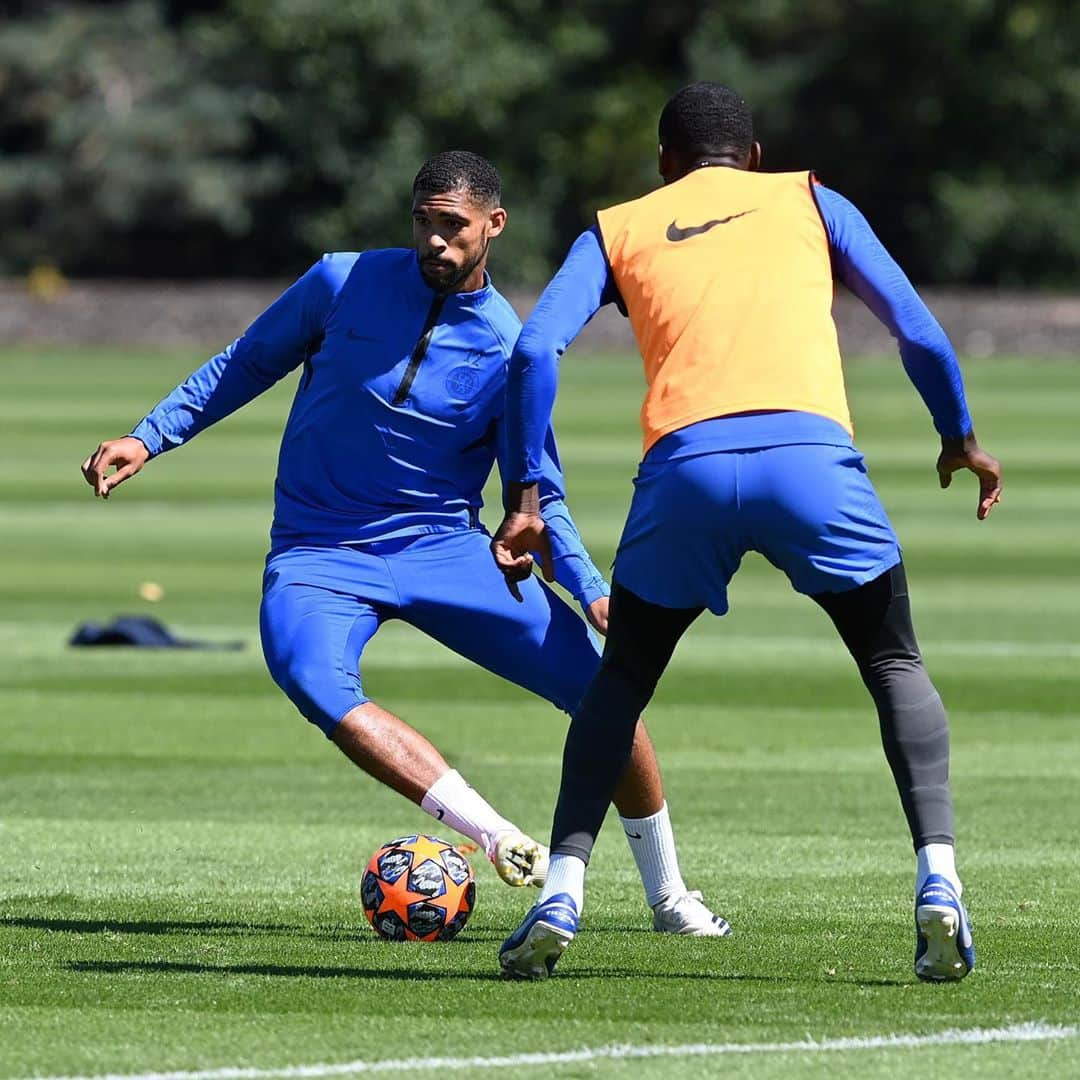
top-left (490, 830), bottom-right (549, 888)
top-left (499, 892), bottom-right (578, 980)
top-left (914, 873), bottom-right (975, 982)
top-left (652, 889), bottom-right (732, 937)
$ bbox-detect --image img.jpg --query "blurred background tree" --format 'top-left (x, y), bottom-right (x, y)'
top-left (1, 0), bottom-right (1077, 285)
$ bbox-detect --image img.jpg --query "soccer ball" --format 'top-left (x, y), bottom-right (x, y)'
top-left (361, 834), bottom-right (476, 942)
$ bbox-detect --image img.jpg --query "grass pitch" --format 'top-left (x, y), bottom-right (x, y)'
top-left (2, 348), bottom-right (1079, 1078)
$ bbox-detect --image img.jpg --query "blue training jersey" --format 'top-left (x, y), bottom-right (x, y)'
top-left (130, 249), bottom-right (608, 607)
top-left (507, 182), bottom-right (973, 483)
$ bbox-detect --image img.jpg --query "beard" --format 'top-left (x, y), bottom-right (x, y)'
top-left (421, 233), bottom-right (490, 293)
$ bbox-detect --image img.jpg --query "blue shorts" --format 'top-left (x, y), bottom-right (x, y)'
top-left (260, 530), bottom-right (601, 735)
top-left (615, 443), bottom-right (901, 615)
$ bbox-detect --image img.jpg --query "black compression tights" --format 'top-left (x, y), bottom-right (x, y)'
top-left (813, 562), bottom-right (953, 850)
top-left (550, 563), bottom-right (952, 863)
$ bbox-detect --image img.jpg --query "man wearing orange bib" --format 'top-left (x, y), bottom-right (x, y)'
top-left (493, 83), bottom-right (1001, 982)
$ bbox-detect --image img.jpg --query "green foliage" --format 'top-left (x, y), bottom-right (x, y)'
top-left (0, 0), bottom-right (1078, 284)
top-left (0, 1), bottom-right (279, 276)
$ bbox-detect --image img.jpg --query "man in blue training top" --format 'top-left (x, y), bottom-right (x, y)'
top-left (81, 151), bottom-right (727, 936)
top-left (493, 85), bottom-right (1002, 980)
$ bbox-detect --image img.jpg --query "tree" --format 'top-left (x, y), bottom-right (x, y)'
top-left (1, 0), bottom-right (1077, 286)
top-left (0, 1), bottom-right (276, 276)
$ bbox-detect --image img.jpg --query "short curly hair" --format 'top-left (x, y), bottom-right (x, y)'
top-left (412, 150), bottom-right (501, 208)
top-left (659, 83), bottom-right (753, 157)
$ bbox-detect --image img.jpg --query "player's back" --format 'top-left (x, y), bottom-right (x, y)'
top-left (597, 168), bottom-right (849, 454)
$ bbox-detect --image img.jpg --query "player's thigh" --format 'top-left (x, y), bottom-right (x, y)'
top-left (260, 571), bottom-right (382, 736)
top-left (615, 452), bottom-right (744, 615)
top-left (398, 531), bottom-right (601, 714)
top-left (748, 443), bottom-right (901, 596)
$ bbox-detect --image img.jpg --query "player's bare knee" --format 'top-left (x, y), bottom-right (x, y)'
top-left (333, 701), bottom-right (387, 744)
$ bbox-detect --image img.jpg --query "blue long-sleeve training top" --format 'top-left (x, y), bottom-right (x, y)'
top-left (130, 249), bottom-right (608, 607)
top-left (507, 182), bottom-right (973, 484)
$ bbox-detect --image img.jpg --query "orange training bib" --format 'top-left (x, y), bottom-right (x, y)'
top-left (596, 168), bottom-right (851, 454)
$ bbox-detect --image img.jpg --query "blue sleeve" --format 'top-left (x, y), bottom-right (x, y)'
top-left (814, 185), bottom-right (972, 439)
top-left (130, 254), bottom-right (354, 455)
top-left (495, 417), bottom-right (609, 609)
top-left (506, 226), bottom-right (618, 483)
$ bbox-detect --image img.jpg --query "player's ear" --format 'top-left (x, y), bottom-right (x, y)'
top-left (658, 143), bottom-right (675, 185)
top-left (487, 206), bottom-right (507, 238)
top-left (747, 141), bottom-right (763, 171)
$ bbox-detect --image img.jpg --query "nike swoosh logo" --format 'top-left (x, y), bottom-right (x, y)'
top-left (666, 209), bottom-right (758, 242)
top-left (623, 830), bottom-right (642, 840)
top-left (435, 808), bottom-right (445, 821)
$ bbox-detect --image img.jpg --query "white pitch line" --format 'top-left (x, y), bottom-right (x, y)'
top-left (18, 1022), bottom-right (1076, 1080)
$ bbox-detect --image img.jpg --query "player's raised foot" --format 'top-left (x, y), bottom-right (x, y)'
top-left (914, 874), bottom-right (974, 982)
top-left (490, 830), bottom-right (549, 888)
top-left (499, 892), bottom-right (578, 981)
top-left (652, 889), bottom-right (732, 937)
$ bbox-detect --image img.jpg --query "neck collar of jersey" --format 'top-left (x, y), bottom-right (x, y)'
top-left (410, 251), bottom-right (493, 307)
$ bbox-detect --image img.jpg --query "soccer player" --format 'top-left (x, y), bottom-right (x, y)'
top-left (80, 151), bottom-right (726, 936)
top-left (493, 84), bottom-right (1001, 980)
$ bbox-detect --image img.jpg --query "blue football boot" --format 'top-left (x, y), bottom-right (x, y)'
top-left (915, 874), bottom-right (975, 982)
top-left (499, 892), bottom-right (579, 980)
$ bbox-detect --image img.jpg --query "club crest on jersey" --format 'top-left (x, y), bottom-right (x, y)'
top-left (446, 366), bottom-right (481, 400)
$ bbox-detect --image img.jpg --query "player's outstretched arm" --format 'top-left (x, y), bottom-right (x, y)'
top-left (814, 183), bottom-right (1001, 519)
top-left (78, 254), bottom-right (353, 500)
top-left (494, 418), bottom-right (610, 617)
top-left (496, 228), bottom-right (618, 594)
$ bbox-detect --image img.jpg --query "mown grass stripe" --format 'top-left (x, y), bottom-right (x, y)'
top-left (18, 1024), bottom-right (1077, 1080)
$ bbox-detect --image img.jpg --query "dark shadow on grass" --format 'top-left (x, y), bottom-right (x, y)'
top-left (2, 915), bottom-right (526, 945)
top-left (69, 959), bottom-right (505, 981)
top-left (574, 968), bottom-right (909, 988)
top-left (67, 959), bottom-right (910, 988)
top-left (5, 916), bottom-right (308, 937)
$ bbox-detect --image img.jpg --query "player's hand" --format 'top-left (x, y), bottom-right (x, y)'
top-left (491, 511), bottom-right (555, 601)
top-left (81, 436), bottom-right (149, 499)
top-left (936, 433), bottom-right (1001, 520)
top-left (584, 595), bottom-right (609, 636)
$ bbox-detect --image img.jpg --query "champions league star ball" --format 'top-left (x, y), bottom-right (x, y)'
top-left (361, 834), bottom-right (476, 941)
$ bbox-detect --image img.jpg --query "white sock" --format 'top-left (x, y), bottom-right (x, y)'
top-left (539, 853), bottom-right (586, 913)
top-left (916, 843), bottom-right (962, 896)
top-left (419, 769), bottom-right (515, 857)
top-left (619, 801), bottom-right (688, 907)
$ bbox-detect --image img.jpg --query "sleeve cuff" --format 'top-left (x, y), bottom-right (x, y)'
top-left (574, 580), bottom-right (610, 610)
top-left (550, 551), bottom-right (610, 608)
top-left (128, 421), bottom-right (162, 458)
top-left (934, 411), bottom-right (974, 441)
